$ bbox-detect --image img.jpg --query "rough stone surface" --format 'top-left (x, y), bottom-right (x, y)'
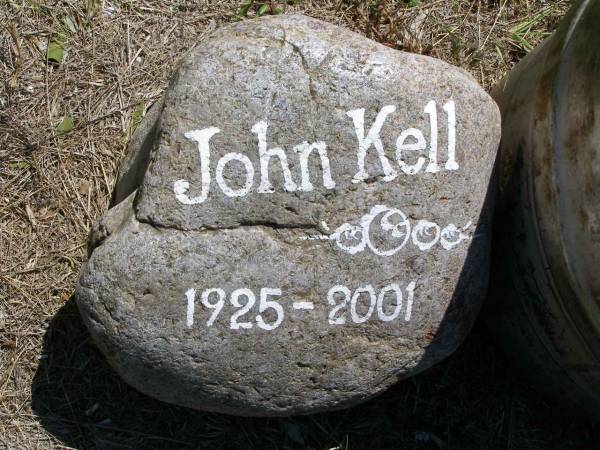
top-left (76, 14), bottom-right (501, 416)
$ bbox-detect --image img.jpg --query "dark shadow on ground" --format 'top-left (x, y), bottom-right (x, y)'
top-left (32, 298), bottom-right (597, 450)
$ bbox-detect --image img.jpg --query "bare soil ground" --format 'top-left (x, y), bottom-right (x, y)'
top-left (1, 0), bottom-right (597, 448)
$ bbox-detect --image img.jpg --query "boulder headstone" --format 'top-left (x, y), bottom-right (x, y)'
top-left (76, 14), bottom-right (500, 416)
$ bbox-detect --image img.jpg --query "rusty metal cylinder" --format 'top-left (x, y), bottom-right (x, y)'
top-left (487, 0), bottom-right (600, 417)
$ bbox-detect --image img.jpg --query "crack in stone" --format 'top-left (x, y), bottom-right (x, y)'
top-left (278, 27), bottom-right (335, 144)
top-left (136, 212), bottom-right (320, 234)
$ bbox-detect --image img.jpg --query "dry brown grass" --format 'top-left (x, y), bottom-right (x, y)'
top-left (3, 0), bottom-right (594, 448)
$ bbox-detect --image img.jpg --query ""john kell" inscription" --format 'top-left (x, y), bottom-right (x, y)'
top-left (173, 100), bottom-right (457, 205)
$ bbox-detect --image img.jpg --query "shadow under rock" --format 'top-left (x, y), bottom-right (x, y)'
top-left (31, 297), bottom-right (598, 450)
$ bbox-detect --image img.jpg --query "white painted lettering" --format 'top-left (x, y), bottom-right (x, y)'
top-left (346, 105), bottom-right (398, 183)
top-left (256, 288), bottom-right (284, 331)
top-left (396, 128), bottom-right (426, 175)
top-left (251, 121), bottom-right (297, 193)
top-left (404, 281), bottom-right (416, 322)
top-left (350, 284), bottom-right (376, 324)
top-left (230, 288), bottom-right (256, 330)
top-left (185, 282), bottom-right (418, 330)
top-left (327, 285), bottom-right (351, 325)
top-left (175, 127), bottom-right (220, 205)
top-left (377, 284), bottom-right (403, 322)
top-left (294, 141), bottom-right (336, 191)
top-left (424, 100), bottom-right (440, 173)
top-left (174, 99), bottom-right (461, 206)
top-left (185, 288), bottom-right (196, 328)
top-left (201, 287), bottom-right (226, 327)
top-left (215, 152), bottom-right (254, 198)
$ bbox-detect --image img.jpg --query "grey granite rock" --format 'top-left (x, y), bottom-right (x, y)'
top-left (76, 14), bottom-right (500, 416)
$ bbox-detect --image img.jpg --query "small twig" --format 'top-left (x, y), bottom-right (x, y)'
top-left (481, 0), bottom-right (509, 49)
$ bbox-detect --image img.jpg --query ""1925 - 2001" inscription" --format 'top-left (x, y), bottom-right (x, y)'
top-left (184, 281), bottom-right (416, 331)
